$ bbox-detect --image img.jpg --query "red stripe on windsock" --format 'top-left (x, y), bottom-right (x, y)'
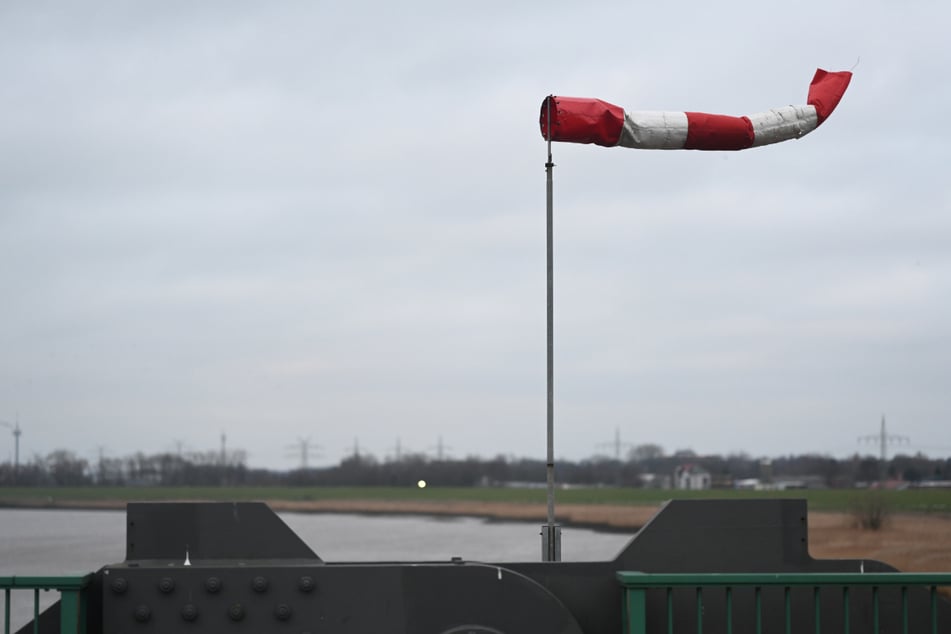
top-left (684, 113), bottom-right (754, 150)
top-left (807, 69), bottom-right (852, 124)
top-left (539, 96), bottom-right (624, 147)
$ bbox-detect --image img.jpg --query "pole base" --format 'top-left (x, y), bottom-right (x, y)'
top-left (541, 524), bottom-right (562, 562)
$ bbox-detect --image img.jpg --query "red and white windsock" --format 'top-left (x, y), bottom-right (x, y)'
top-left (539, 69), bottom-right (852, 151)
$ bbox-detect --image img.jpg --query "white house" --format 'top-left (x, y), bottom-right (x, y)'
top-left (673, 464), bottom-right (711, 490)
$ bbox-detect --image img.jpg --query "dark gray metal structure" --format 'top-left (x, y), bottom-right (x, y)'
top-left (20, 499), bottom-right (951, 633)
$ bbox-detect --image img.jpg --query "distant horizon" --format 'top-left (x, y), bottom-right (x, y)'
top-left (3, 434), bottom-right (948, 473)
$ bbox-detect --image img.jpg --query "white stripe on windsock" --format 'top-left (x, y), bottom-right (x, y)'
top-left (747, 105), bottom-right (819, 147)
top-left (619, 112), bottom-right (689, 149)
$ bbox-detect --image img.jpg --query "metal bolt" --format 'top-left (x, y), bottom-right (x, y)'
top-left (251, 575), bottom-right (269, 593)
top-left (297, 576), bottom-right (315, 593)
top-left (110, 577), bottom-right (128, 594)
top-left (158, 577), bottom-right (175, 594)
top-left (228, 603), bottom-right (245, 622)
top-left (133, 604), bottom-right (151, 623)
top-left (181, 603), bottom-right (199, 622)
top-left (274, 603), bottom-right (292, 621)
top-left (204, 576), bottom-right (222, 593)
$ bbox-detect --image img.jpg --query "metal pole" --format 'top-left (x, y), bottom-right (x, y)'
top-left (542, 96), bottom-right (561, 562)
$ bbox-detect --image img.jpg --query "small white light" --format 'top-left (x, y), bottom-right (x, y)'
top-left (417, 479), bottom-right (427, 489)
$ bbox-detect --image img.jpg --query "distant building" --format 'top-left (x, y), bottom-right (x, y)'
top-left (734, 478), bottom-right (762, 490)
top-left (735, 475), bottom-right (828, 491)
top-left (673, 464), bottom-right (711, 490)
top-left (638, 472), bottom-right (672, 490)
top-left (910, 480), bottom-right (951, 489)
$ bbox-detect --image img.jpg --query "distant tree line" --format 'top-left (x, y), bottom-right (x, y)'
top-left (1, 444), bottom-right (949, 488)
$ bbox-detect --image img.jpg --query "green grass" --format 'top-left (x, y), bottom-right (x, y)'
top-left (1, 485), bottom-right (949, 514)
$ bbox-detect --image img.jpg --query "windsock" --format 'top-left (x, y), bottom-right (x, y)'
top-left (539, 69), bottom-right (851, 151)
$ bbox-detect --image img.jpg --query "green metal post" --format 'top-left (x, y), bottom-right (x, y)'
top-left (902, 586), bottom-right (908, 634)
top-left (4, 587), bottom-right (10, 634)
top-left (931, 586), bottom-right (938, 634)
top-left (842, 586), bottom-right (850, 634)
top-left (697, 587), bottom-right (703, 634)
top-left (32, 588), bottom-right (39, 634)
top-left (785, 586), bottom-right (791, 634)
top-left (667, 587), bottom-right (673, 634)
top-left (755, 586), bottom-right (762, 634)
top-left (814, 586), bottom-right (821, 634)
top-left (59, 588), bottom-right (82, 634)
top-left (726, 586), bottom-right (733, 634)
top-left (626, 587), bottom-right (647, 634)
top-left (930, 586), bottom-right (936, 634)
top-left (873, 586), bottom-right (879, 634)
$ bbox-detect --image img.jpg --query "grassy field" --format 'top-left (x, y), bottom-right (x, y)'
top-left (1, 485), bottom-right (949, 514)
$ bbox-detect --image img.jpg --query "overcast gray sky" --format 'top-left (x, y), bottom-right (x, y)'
top-left (1, 1), bottom-right (948, 470)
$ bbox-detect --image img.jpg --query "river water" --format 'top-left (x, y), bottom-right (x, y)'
top-left (0, 508), bottom-right (634, 629)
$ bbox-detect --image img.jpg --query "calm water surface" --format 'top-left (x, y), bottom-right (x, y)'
top-left (1, 508), bottom-right (633, 629)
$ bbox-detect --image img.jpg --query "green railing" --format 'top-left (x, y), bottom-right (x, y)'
top-left (1, 575), bottom-right (92, 634)
top-left (618, 572), bottom-right (951, 634)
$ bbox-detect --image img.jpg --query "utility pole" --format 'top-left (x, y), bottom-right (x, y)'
top-left (597, 427), bottom-right (633, 461)
top-left (96, 445), bottom-right (107, 484)
top-left (858, 415), bottom-right (909, 482)
top-left (286, 437), bottom-right (321, 469)
top-left (219, 432), bottom-right (228, 486)
top-left (429, 436), bottom-right (452, 461)
top-left (0, 415), bottom-right (22, 484)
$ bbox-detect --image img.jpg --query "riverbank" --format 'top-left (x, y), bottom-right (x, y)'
top-left (3, 495), bottom-right (950, 572)
top-left (276, 499), bottom-right (951, 573)
top-left (0, 495), bottom-right (659, 531)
